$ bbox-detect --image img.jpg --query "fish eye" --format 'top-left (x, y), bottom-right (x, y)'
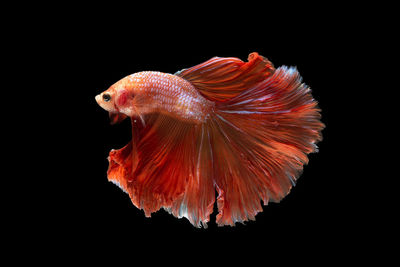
top-left (103, 93), bottom-right (111, 102)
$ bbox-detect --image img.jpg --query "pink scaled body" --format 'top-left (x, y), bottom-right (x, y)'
top-left (96, 71), bottom-right (214, 124)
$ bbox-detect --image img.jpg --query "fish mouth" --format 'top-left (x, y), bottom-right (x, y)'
top-left (95, 94), bottom-right (101, 105)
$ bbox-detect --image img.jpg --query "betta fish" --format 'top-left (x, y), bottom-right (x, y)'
top-left (95, 52), bottom-right (324, 227)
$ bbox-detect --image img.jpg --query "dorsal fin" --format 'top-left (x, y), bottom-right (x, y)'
top-left (176, 52), bottom-right (275, 102)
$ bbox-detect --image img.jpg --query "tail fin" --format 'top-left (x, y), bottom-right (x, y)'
top-left (208, 66), bottom-right (324, 225)
top-left (106, 53), bottom-right (324, 227)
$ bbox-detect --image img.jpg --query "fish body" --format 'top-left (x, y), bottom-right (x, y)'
top-left (95, 53), bottom-right (324, 227)
top-left (96, 72), bottom-right (214, 123)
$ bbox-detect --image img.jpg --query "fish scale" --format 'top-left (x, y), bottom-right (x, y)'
top-left (127, 71), bottom-right (214, 123)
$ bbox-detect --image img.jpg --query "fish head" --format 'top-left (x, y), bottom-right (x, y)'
top-left (95, 85), bottom-right (118, 113)
top-left (96, 81), bottom-right (132, 124)
top-left (98, 75), bottom-right (136, 108)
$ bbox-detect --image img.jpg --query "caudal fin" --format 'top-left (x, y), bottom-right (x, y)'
top-left (206, 66), bottom-right (324, 225)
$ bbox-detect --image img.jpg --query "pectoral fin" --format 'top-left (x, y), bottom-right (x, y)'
top-left (109, 112), bottom-right (128, 125)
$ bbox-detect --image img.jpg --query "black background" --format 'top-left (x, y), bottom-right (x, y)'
top-left (16, 3), bottom-right (368, 261)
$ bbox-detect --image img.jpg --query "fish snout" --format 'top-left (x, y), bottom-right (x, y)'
top-left (95, 94), bottom-right (102, 105)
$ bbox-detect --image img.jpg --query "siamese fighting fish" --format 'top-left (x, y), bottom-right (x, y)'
top-left (95, 52), bottom-right (324, 228)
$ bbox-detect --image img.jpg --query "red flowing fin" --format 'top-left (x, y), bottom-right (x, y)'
top-left (109, 112), bottom-right (128, 125)
top-left (168, 125), bottom-right (215, 228)
top-left (107, 118), bottom-right (145, 193)
top-left (107, 114), bottom-right (215, 227)
top-left (176, 52), bottom-right (275, 101)
top-left (107, 141), bottom-right (133, 193)
top-left (208, 66), bottom-right (324, 226)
